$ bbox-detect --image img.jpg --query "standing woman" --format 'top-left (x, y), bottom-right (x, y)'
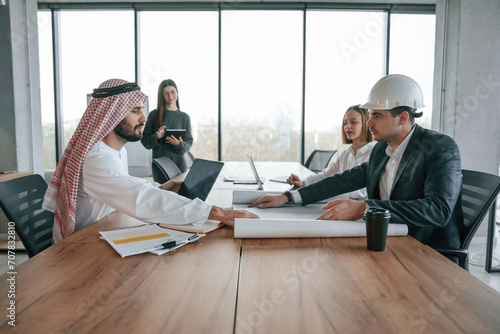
top-left (141, 79), bottom-right (193, 183)
top-left (287, 104), bottom-right (375, 199)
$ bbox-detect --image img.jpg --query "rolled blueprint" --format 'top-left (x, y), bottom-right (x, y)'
top-left (232, 191), bottom-right (408, 239)
top-left (234, 219), bottom-right (408, 238)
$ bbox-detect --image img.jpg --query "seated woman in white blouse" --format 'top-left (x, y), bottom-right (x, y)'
top-left (287, 104), bottom-right (375, 200)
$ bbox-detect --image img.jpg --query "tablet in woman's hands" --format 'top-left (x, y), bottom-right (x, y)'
top-left (163, 129), bottom-right (186, 139)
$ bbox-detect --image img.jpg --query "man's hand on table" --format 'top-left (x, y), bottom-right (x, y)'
top-left (248, 194), bottom-right (288, 208)
top-left (209, 206), bottom-right (259, 227)
top-left (317, 199), bottom-right (368, 220)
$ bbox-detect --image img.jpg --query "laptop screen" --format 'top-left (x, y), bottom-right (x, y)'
top-left (246, 153), bottom-right (264, 190)
top-left (178, 159), bottom-right (224, 201)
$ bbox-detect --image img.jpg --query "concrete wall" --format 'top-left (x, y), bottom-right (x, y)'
top-left (434, 0), bottom-right (500, 239)
top-left (0, 2), bottom-right (17, 173)
top-left (434, 0), bottom-right (500, 176)
top-left (0, 0), bottom-right (43, 238)
top-left (0, 0), bottom-right (44, 176)
top-left (456, 0), bottom-right (500, 240)
top-left (453, 0), bottom-right (500, 175)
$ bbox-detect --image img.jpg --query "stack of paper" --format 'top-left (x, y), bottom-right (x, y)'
top-left (99, 225), bottom-right (198, 258)
top-left (224, 176), bottom-right (266, 184)
top-left (159, 219), bottom-right (224, 234)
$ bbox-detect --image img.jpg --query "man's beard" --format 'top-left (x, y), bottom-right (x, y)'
top-left (114, 119), bottom-right (144, 142)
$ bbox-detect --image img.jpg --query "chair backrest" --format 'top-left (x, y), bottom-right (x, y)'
top-left (0, 174), bottom-right (54, 257)
top-left (185, 151), bottom-right (195, 169)
top-left (153, 156), bottom-right (182, 181)
top-left (304, 150), bottom-right (337, 173)
top-left (461, 169), bottom-right (500, 249)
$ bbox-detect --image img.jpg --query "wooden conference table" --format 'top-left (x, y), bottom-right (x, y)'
top-left (1, 162), bottom-right (500, 333)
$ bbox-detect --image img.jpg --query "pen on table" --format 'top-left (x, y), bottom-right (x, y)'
top-left (154, 234), bottom-right (205, 250)
top-left (154, 240), bottom-right (178, 250)
top-left (187, 233), bottom-right (204, 243)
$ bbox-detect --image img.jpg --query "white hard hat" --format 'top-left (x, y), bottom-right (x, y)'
top-left (361, 74), bottom-right (425, 110)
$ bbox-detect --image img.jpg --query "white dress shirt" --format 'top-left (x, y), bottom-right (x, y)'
top-left (53, 141), bottom-right (212, 243)
top-left (292, 141), bottom-right (376, 203)
top-left (304, 141), bottom-right (376, 200)
top-left (379, 126), bottom-right (416, 200)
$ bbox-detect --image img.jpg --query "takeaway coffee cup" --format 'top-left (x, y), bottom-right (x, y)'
top-left (364, 207), bottom-right (391, 251)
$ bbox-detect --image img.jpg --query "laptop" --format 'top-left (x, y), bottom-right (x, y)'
top-left (178, 158), bottom-right (224, 201)
top-left (245, 153), bottom-right (288, 191)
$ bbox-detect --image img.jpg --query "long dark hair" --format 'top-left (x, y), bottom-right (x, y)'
top-left (154, 79), bottom-right (180, 129)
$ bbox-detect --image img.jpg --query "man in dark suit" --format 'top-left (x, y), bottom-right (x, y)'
top-left (250, 74), bottom-right (463, 251)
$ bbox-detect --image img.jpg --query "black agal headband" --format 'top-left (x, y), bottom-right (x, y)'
top-left (91, 82), bottom-right (141, 98)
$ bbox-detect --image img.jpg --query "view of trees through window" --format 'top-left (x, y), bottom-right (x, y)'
top-left (38, 7), bottom-right (435, 172)
top-left (221, 10), bottom-right (303, 162)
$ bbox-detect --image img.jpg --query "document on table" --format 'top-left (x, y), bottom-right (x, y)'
top-left (224, 176), bottom-right (266, 184)
top-left (159, 220), bottom-right (224, 234)
top-left (269, 176), bottom-right (289, 183)
top-left (232, 192), bottom-right (408, 238)
top-left (99, 224), bottom-right (196, 258)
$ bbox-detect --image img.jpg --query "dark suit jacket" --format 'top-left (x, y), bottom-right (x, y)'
top-left (298, 124), bottom-right (464, 250)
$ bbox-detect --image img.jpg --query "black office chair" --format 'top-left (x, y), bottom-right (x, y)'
top-left (152, 156), bottom-right (182, 181)
top-left (436, 169), bottom-right (500, 271)
top-left (304, 150), bottom-right (337, 173)
top-left (185, 151), bottom-right (195, 169)
top-left (0, 174), bottom-right (54, 257)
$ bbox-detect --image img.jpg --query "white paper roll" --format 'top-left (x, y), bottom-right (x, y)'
top-left (234, 219), bottom-right (408, 238)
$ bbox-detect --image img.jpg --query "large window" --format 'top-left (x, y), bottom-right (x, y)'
top-left (59, 11), bottom-right (135, 147)
top-left (221, 10), bottom-right (303, 161)
top-left (389, 13), bottom-right (436, 128)
top-left (38, 11), bottom-right (56, 170)
top-left (38, 4), bottom-right (436, 171)
top-left (305, 10), bottom-right (386, 160)
top-left (140, 11), bottom-right (219, 160)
